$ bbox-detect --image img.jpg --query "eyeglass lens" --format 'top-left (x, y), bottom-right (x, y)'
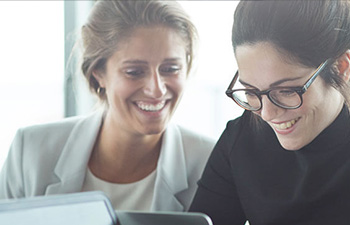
top-left (232, 88), bottom-right (301, 110)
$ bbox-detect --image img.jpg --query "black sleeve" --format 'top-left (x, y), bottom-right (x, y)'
top-left (189, 119), bottom-right (246, 225)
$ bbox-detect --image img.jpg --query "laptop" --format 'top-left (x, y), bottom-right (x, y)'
top-left (0, 191), bottom-right (212, 225)
top-left (115, 210), bottom-right (213, 225)
top-left (0, 191), bottom-right (116, 225)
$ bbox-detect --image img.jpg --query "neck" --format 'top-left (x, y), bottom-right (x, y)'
top-left (88, 115), bottom-right (163, 184)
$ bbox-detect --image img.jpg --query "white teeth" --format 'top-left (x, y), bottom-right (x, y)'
top-left (273, 119), bottom-right (297, 130)
top-left (136, 101), bottom-right (166, 112)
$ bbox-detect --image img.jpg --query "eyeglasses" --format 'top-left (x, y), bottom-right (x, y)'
top-left (225, 59), bottom-right (329, 111)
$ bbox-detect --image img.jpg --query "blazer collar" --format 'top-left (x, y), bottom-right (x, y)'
top-left (151, 123), bottom-right (188, 211)
top-left (45, 114), bottom-right (189, 211)
top-left (45, 110), bottom-right (104, 195)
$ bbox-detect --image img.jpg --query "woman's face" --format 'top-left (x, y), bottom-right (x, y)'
top-left (95, 26), bottom-right (188, 136)
top-left (235, 42), bottom-right (344, 150)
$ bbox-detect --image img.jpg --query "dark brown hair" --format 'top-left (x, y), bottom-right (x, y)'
top-left (232, 0), bottom-right (350, 123)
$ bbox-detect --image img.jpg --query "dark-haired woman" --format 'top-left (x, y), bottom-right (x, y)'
top-left (190, 1), bottom-right (350, 224)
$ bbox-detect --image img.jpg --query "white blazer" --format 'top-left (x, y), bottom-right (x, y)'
top-left (0, 110), bottom-right (215, 211)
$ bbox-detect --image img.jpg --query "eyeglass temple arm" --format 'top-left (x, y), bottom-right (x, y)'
top-left (226, 71), bottom-right (239, 91)
top-left (303, 59), bottom-right (330, 92)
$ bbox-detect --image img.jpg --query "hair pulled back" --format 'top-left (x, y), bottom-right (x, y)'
top-left (80, 0), bottom-right (197, 101)
top-left (232, 0), bottom-right (350, 108)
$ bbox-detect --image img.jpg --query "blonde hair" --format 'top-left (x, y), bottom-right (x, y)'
top-left (80, 0), bottom-right (198, 101)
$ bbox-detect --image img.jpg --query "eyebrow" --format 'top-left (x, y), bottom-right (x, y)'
top-left (122, 60), bottom-right (148, 65)
top-left (122, 58), bottom-right (183, 65)
top-left (163, 58), bottom-right (183, 63)
top-left (239, 76), bottom-right (304, 89)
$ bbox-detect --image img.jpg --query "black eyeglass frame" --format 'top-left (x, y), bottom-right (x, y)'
top-left (225, 59), bottom-right (330, 111)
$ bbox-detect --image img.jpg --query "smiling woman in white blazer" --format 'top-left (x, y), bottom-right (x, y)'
top-left (0, 110), bottom-right (214, 211)
top-left (0, 0), bottom-right (215, 212)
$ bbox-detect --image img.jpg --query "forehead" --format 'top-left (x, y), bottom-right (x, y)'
top-left (123, 26), bottom-right (186, 51)
top-left (235, 42), bottom-right (312, 87)
top-left (235, 42), bottom-right (297, 72)
top-left (105, 26), bottom-right (188, 70)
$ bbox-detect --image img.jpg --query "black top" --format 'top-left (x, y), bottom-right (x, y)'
top-left (190, 106), bottom-right (350, 225)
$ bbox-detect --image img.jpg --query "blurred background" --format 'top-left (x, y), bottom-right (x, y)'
top-left (0, 1), bottom-right (242, 170)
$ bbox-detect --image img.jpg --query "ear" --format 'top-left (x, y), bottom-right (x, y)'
top-left (92, 70), bottom-right (106, 88)
top-left (335, 50), bottom-right (350, 83)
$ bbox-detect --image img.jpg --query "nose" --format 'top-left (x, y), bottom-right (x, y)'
top-left (258, 95), bottom-right (283, 121)
top-left (143, 71), bottom-right (167, 98)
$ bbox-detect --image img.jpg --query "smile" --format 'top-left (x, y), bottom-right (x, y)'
top-left (136, 101), bottom-right (166, 112)
top-left (272, 118), bottom-right (300, 130)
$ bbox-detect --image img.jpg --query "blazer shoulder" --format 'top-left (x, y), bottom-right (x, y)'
top-left (14, 110), bottom-right (103, 158)
top-left (19, 111), bottom-right (101, 139)
top-left (173, 125), bottom-right (216, 171)
top-left (176, 125), bottom-right (216, 152)
top-left (21, 114), bottom-right (85, 135)
top-left (163, 125), bottom-right (216, 209)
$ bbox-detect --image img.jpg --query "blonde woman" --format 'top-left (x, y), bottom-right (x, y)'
top-left (0, 0), bottom-right (215, 212)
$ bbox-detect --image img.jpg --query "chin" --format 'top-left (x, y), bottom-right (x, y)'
top-left (281, 145), bottom-right (302, 151)
top-left (278, 139), bottom-right (304, 151)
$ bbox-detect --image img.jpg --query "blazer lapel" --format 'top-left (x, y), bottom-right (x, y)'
top-left (45, 116), bottom-right (189, 211)
top-left (151, 124), bottom-right (188, 211)
top-left (45, 110), bottom-right (104, 195)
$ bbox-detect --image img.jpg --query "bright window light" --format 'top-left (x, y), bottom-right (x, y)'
top-left (0, 1), bottom-right (64, 169)
top-left (0, 1), bottom-right (244, 170)
top-left (173, 1), bottom-right (243, 139)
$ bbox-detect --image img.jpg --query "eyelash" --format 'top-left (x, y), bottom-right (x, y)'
top-left (125, 69), bottom-right (144, 77)
top-left (160, 65), bottom-right (181, 74)
top-left (124, 65), bottom-right (182, 78)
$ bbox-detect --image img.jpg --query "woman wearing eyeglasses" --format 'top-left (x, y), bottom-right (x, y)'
top-left (190, 1), bottom-right (350, 224)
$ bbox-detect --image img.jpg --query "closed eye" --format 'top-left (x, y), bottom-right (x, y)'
top-left (276, 89), bottom-right (297, 97)
top-left (245, 91), bottom-right (256, 97)
top-left (159, 65), bottom-right (182, 75)
top-left (124, 68), bottom-right (145, 77)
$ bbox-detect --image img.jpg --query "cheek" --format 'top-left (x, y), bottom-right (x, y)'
top-left (300, 86), bottom-right (329, 112)
top-left (166, 76), bottom-right (187, 96)
top-left (106, 80), bottom-right (137, 102)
